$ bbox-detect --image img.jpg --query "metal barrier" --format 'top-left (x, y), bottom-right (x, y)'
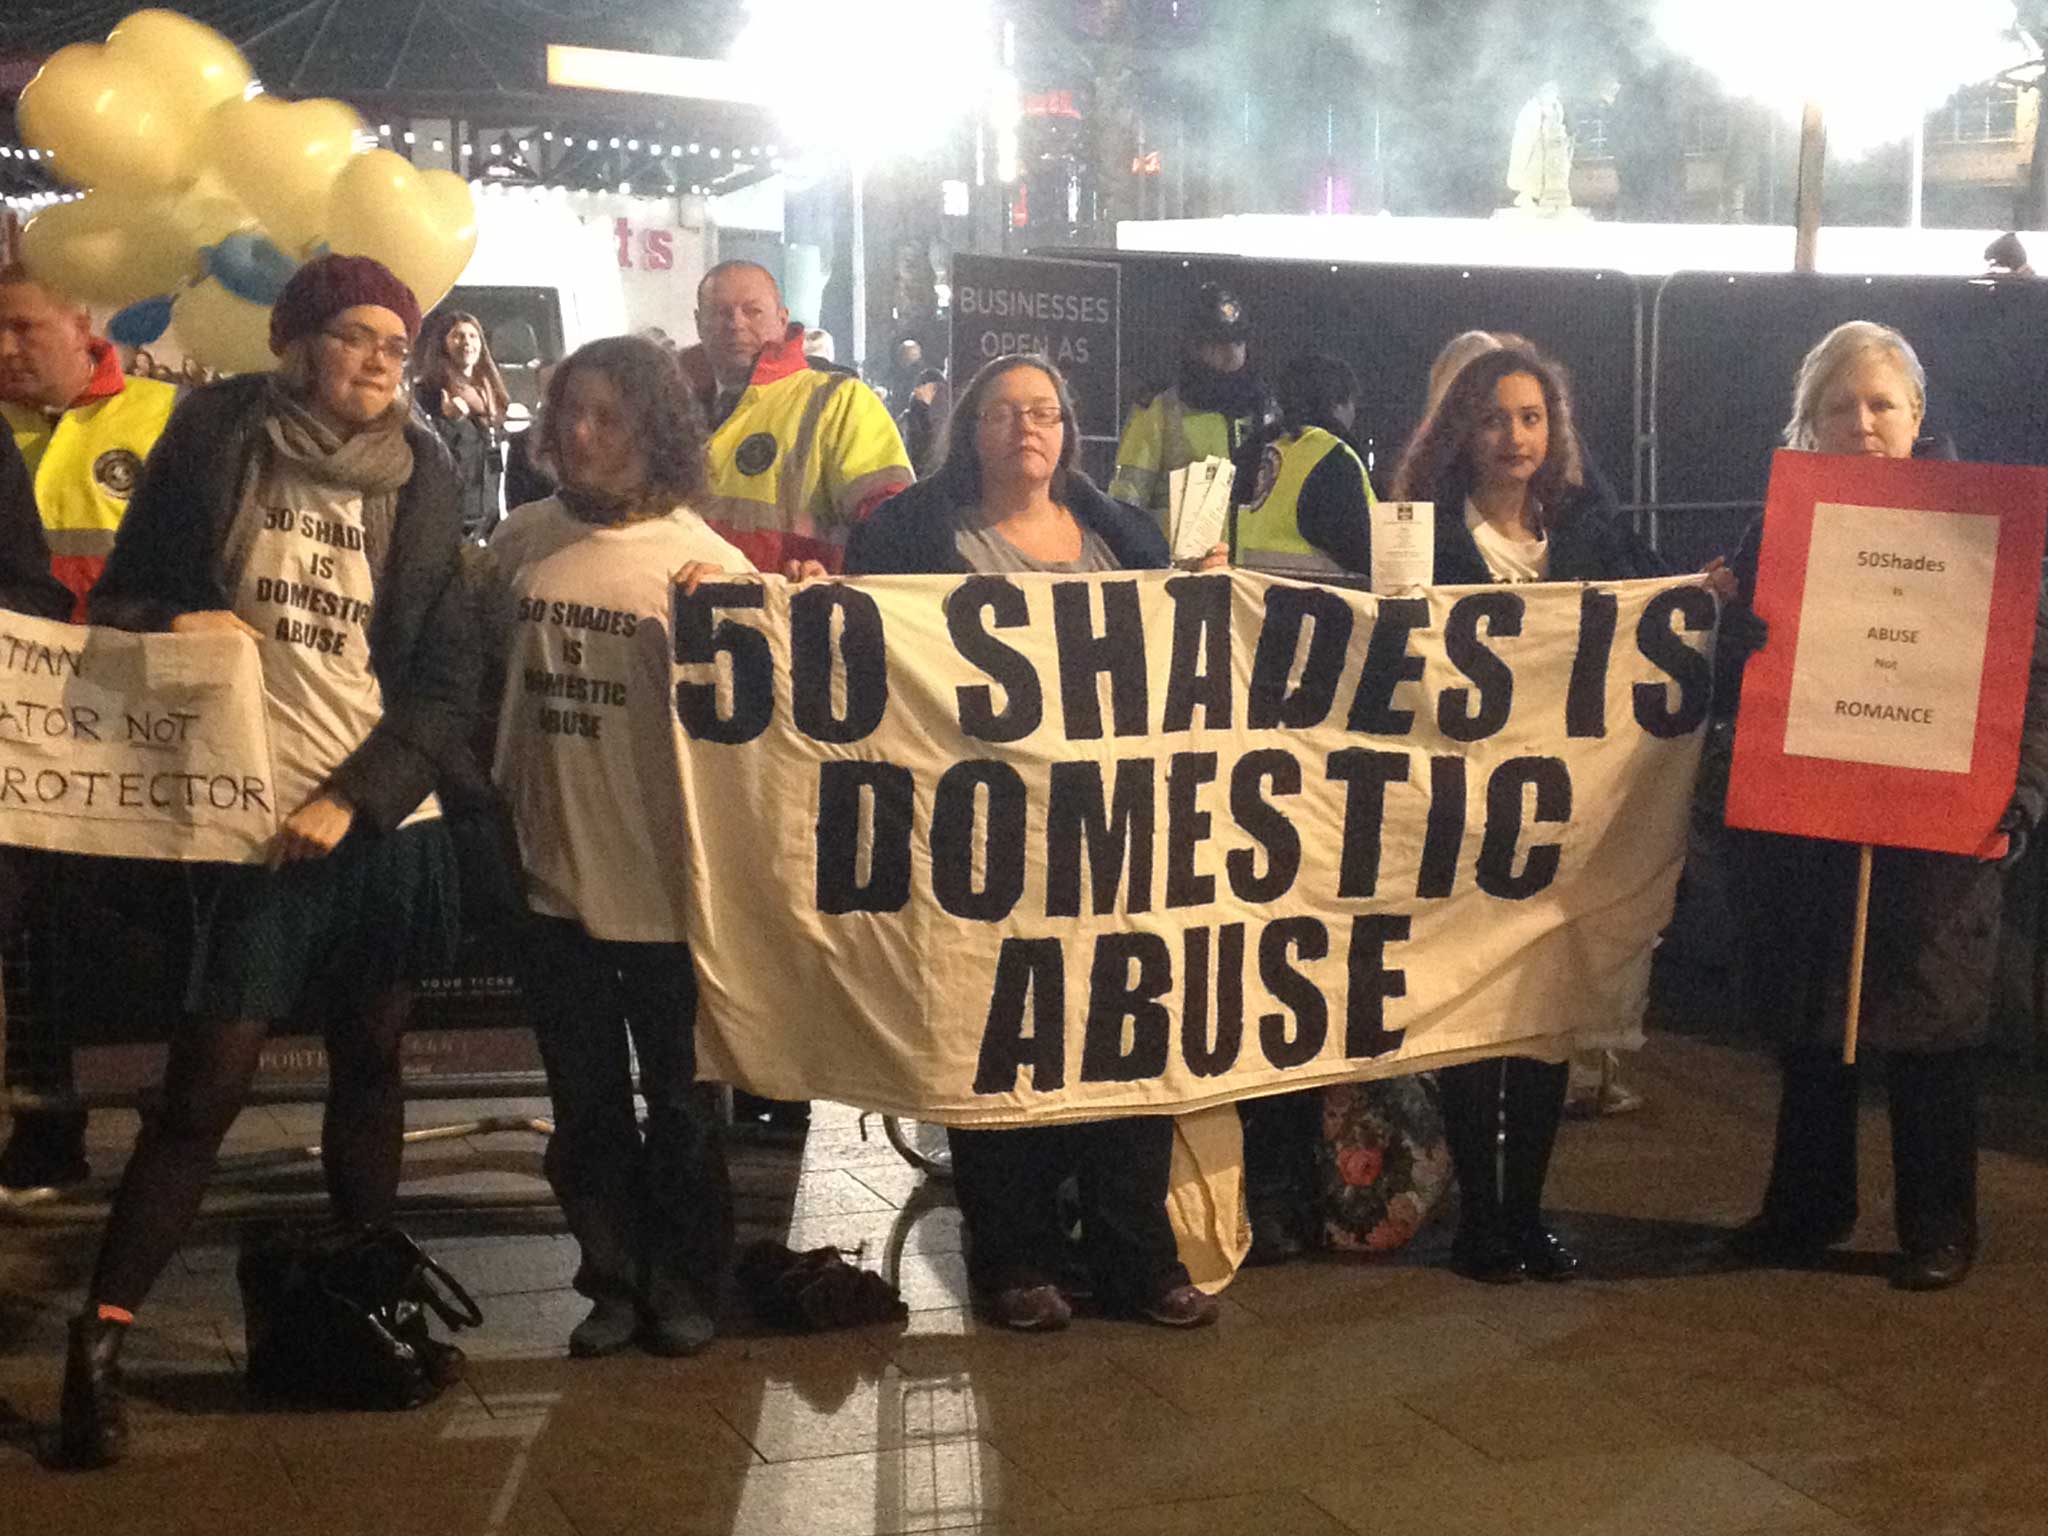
top-left (0, 899), bottom-right (560, 1226)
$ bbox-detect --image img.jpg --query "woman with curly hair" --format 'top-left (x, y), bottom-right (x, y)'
top-left (417, 310), bottom-right (510, 540)
top-left (479, 336), bottom-right (748, 1357)
top-left (1391, 344), bottom-right (1673, 1284)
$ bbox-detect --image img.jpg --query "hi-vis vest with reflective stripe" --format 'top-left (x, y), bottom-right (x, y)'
top-left (703, 366), bottom-right (911, 573)
top-left (1234, 426), bottom-right (1363, 577)
top-left (1108, 386), bottom-right (1245, 524)
top-left (4, 377), bottom-right (177, 618)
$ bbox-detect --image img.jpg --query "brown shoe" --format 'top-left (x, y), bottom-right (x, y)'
top-left (989, 1283), bottom-right (1071, 1332)
top-left (1138, 1283), bottom-right (1219, 1329)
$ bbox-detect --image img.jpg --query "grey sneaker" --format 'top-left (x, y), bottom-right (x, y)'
top-left (1138, 1283), bottom-right (1219, 1329)
top-left (567, 1296), bottom-right (639, 1358)
top-left (641, 1302), bottom-right (715, 1357)
top-left (989, 1283), bottom-right (1072, 1332)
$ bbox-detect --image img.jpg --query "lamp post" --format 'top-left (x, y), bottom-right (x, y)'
top-left (733, 0), bottom-right (997, 379)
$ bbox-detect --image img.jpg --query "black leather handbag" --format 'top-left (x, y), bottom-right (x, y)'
top-left (236, 1224), bottom-right (483, 1409)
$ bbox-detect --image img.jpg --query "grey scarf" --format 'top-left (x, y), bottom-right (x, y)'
top-left (223, 383), bottom-right (414, 597)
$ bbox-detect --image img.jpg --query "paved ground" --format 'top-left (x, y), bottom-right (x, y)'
top-left (2, 994), bottom-right (2046, 1535)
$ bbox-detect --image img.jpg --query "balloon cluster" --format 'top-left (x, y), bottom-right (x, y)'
top-left (16, 9), bottom-right (478, 374)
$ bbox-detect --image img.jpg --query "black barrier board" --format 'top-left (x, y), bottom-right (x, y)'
top-left (951, 254), bottom-right (1121, 441)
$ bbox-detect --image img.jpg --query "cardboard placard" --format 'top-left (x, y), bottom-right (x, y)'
top-left (1726, 451), bottom-right (2048, 855)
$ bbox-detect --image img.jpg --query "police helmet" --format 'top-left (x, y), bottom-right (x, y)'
top-left (1188, 283), bottom-right (1249, 343)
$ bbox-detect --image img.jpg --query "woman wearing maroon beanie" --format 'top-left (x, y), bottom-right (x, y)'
top-left (59, 255), bottom-right (481, 1467)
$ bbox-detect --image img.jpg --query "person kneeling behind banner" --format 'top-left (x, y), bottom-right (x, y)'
top-left (480, 336), bottom-right (750, 1359)
top-left (843, 353), bottom-right (1225, 1332)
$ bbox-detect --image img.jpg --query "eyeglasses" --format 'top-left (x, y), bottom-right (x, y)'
top-left (321, 324), bottom-right (411, 367)
top-left (978, 403), bottom-right (1064, 429)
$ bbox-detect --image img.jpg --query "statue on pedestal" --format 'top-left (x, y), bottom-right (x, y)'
top-left (1507, 81), bottom-right (1574, 211)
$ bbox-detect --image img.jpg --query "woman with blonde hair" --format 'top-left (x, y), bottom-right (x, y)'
top-left (1719, 320), bottom-right (2045, 1292)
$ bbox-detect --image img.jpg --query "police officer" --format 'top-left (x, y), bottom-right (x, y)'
top-left (681, 261), bottom-right (913, 574)
top-left (0, 265), bottom-right (177, 1194)
top-left (1109, 282), bottom-right (1276, 526)
top-left (1227, 352), bottom-right (1374, 1262)
top-left (1232, 352), bottom-right (1375, 579)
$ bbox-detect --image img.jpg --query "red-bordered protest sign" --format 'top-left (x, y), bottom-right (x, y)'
top-left (1727, 450), bottom-right (2048, 857)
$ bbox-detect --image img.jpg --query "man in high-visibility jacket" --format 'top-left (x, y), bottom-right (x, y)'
top-left (1228, 352), bottom-right (1376, 1265)
top-left (1233, 353), bottom-right (1377, 582)
top-left (0, 265), bottom-right (176, 1195)
top-left (0, 265), bottom-right (177, 620)
top-left (1109, 282), bottom-right (1277, 527)
top-left (682, 260), bottom-right (912, 574)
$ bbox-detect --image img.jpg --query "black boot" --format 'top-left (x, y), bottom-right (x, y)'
top-left (59, 1313), bottom-right (129, 1469)
top-left (1502, 1061), bottom-right (1579, 1282)
top-left (1439, 1063), bottom-right (1521, 1283)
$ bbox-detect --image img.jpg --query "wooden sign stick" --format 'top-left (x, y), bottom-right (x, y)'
top-left (1842, 844), bottom-right (1874, 1065)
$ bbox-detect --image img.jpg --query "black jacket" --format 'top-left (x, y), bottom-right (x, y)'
top-left (844, 471), bottom-right (1171, 575)
top-left (89, 375), bottom-right (482, 832)
top-left (1424, 484), bottom-right (1668, 585)
top-left (0, 429), bottom-right (75, 622)
top-left (415, 381), bottom-right (503, 540)
top-left (1718, 493), bottom-right (2048, 1052)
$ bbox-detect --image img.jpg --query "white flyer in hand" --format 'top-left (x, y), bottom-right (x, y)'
top-left (1172, 456), bottom-right (1234, 564)
top-left (1370, 500), bottom-right (1435, 592)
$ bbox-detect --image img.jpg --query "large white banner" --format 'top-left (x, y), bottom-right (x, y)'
top-left (673, 570), bottom-right (1717, 1127)
top-left (0, 614), bottom-right (277, 863)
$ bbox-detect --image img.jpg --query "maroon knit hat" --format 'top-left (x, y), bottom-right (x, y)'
top-left (268, 254), bottom-right (423, 356)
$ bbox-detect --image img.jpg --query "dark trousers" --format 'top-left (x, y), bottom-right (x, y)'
top-left (518, 917), bottom-right (732, 1313)
top-left (948, 1116), bottom-right (1187, 1310)
top-left (1437, 1057), bottom-right (1570, 1239)
top-left (1238, 1088), bottom-right (1323, 1215)
top-left (89, 988), bottom-right (411, 1311)
top-left (1761, 1044), bottom-right (1978, 1254)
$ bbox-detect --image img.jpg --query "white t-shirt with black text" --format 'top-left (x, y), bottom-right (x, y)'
top-left (232, 473), bottom-right (439, 826)
top-left (487, 498), bottom-right (753, 942)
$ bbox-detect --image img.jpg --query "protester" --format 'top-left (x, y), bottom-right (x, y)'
top-left (844, 354), bottom-right (1220, 1331)
top-left (416, 311), bottom-right (510, 541)
top-left (1233, 351), bottom-right (1377, 577)
top-left (58, 256), bottom-right (477, 1468)
top-left (1391, 345), bottom-right (1674, 1284)
top-left (479, 336), bottom-right (746, 1359)
top-left (1110, 282), bottom-right (1277, 525)
top-left (0, 264), bottom-right (180, 1196)
top-left (1719, 321), bottom-right (2048, 1292)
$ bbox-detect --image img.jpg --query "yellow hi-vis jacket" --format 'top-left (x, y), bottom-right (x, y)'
top-left (4, 355), bottom-right (176, 620)
top-left (1234, 426), bottom-right (1373, 577)
top-left (1108, 385), bottom-right (1256, 526)
top-left (689, 324), bottom-right (913, 574)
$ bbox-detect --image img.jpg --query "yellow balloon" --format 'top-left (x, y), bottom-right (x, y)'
top-left (107, 10), bottom-right (253, 137)
top-left (19, 191), bottom-right (222, 308)
top-left (202, 95), bottom-right (366, 256)
top-left (172, 280), bottom-right (277, 376)
top-left (17, 41), bottom-right (191, 192)
top-left (326, 152), bottom-right (478, 311)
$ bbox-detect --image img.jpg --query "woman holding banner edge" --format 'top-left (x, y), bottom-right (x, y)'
top-left (1391, 344), bottom-right (1675, 1284)
top-left (60, 256), bottom-right (477, 1467)
top-left (842, 353), bottom-right (1223, 1332)
top-left (1719, 321), bottom-right (2048, 1292)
